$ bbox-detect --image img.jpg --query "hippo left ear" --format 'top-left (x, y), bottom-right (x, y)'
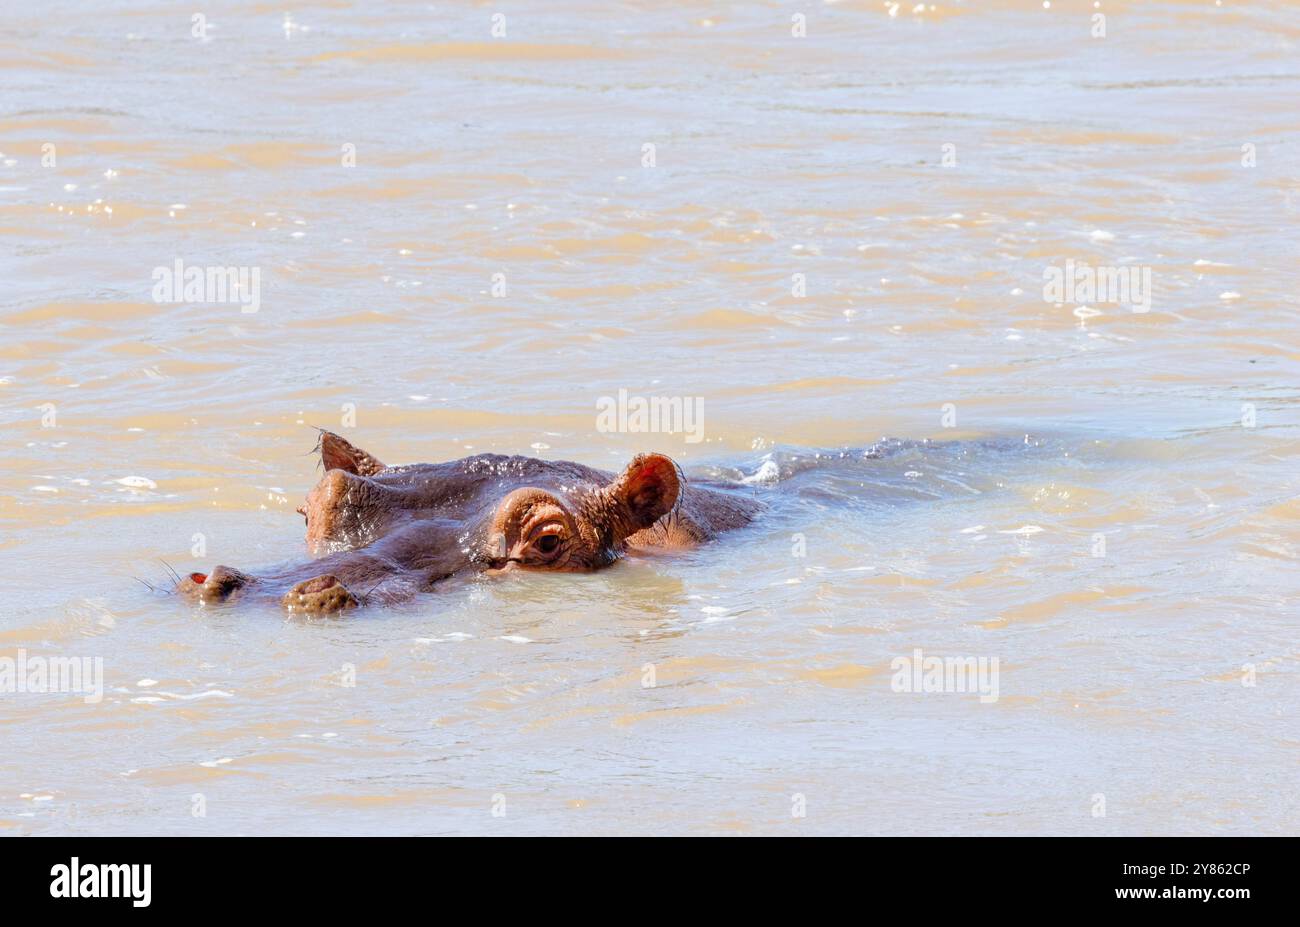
top-left (317, 430), bottom-right (386, 476)
top-left (604, 453), bottom-right (680, 540)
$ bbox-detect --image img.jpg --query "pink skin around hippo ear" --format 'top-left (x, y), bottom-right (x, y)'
top-left (601, 453), bottom-right (681, 543)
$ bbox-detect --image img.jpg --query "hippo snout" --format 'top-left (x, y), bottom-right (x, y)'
top-left (281, 574), bottom-right (358, 615)
top-left (178, 565), bottom-right (358, 615)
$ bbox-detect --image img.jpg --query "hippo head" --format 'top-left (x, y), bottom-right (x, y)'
top-left (180, 432), bottom-right (685, 613)
top-left (301, 432), bottom-right (681, 571)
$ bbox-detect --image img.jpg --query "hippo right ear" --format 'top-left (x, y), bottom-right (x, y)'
top-left (317, 430), bottom-right (386, 476)
top-left (603, 453), bottom-right (681, 541)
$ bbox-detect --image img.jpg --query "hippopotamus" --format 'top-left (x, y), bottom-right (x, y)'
top-left (177, 431), bottom-right (762, 614)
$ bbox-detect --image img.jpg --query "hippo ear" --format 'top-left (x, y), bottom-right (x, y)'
top-left (605, 453), bottom-right (680, 539)
top-left (317, 430), bottom-right (386, 476)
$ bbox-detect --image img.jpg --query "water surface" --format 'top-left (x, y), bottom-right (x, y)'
top-left (1, 0), bottom-right (1298, 835)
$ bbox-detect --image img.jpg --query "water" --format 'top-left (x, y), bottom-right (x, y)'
top-left (2, 0), bottom-right (1297, 835)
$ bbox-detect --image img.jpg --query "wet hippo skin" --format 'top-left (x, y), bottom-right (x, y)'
top-left (177, 431), bottom-right (761, 615)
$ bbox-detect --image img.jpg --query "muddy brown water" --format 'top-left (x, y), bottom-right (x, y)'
top-left (1, 1), bottom-right (1297, 834)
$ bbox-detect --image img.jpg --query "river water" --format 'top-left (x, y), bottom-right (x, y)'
top-left (1, 0), bottom-right (1297, 835)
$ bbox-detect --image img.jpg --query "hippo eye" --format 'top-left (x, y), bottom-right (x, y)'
top-left (527, 522), bottom-right (566, 560)
top-left (535, 533), bottom-right (561, 555)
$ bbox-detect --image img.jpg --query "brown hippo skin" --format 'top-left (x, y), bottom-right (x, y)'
top-left (177, 431), bottom-right (761, 615)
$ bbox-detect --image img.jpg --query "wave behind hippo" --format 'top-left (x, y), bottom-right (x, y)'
top-left (178, 431), bottom-right (762, 614)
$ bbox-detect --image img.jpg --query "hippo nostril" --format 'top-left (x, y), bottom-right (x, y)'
top-left (178, 565), bottom-right (251, 605)
top-left (282, 574), bottom-right (357, 614)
